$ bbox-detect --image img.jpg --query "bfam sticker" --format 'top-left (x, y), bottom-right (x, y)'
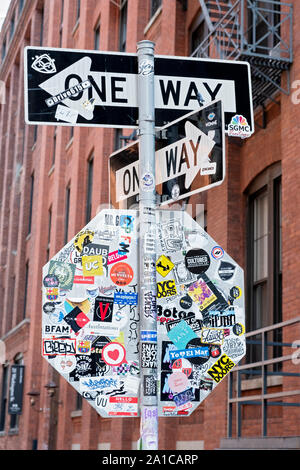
top-left (228, 115), bottom-right (252, 139)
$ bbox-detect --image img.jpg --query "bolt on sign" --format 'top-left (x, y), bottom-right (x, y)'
top-left (156, 210), bottom-right (245, 417)
top-left (42, 209), bottom-right (140, 418)
top-left (24, 47), bottom-right (253, 133)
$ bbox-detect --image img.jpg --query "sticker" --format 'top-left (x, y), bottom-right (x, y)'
top-left (54, 355), bottom-right (76, 374)
top-left (167, 320), bottom-right (197, 350)
top-left (76, 339), bottom-right (92, 355)
top-left (187, 274), bottom-right (228, 315)
top-left (173, 388), bottom-right (194, 408)
top-left (228, 115), bottom-right (252, 139)
top-left (46, 288), bottom-right (59, 301)
top-left (31, 53), bottom-right (57, 74)
top-left (179, 295), bottom-right (193, 310)
top-left (157, 279), bottom-right (177, 299)
top-left (211, 246), bottom-right (224, 260)
top-left (114, 292), bottom-right (138, 306)
top-left (141, 172), bottom-right (154, 191)
top-left (110, 262), bottom-right (134, 286)
top-left (156, 255), bottom-right (174, 278)
top-left (218, 261), bottom-right (236, 280)
top-left (48, 260), bottom-right (75, 290)
top-left (171, 358), bottom-right (192, 377)
top-left (43, 274), bottom-right (59, 287)
top-left (55, 104), bottom-right (79, 124)
top-left (93, 296), bottom-right (114, 322)
top-left (43, 337), bottom-right (76, 356)
top-left (144, 375), bottom-right (157, 396)
top-left (64, 298), bottom-right (91, 315)
top-left (73, 275), bottom-right (95, 284)
top-left (85, 322), bottom-right (120, 337)
top-left (169, 346), bottom-right (210, 361)
top-left (233, 323), bottom-right (245, 336)
top-left (118, 234), bottom-right (132, 256)
top-left (171, 184), bottom-right (180, 201)
top-left (63, 307), bottom-right (90, 334)
top-left (108, 396), bottom-right (138, 417)
top-left (207, 353), bottom-right (235, 383)
top-left (102, 342), bottom-right (126, 366)
top-left (82, 255), bottom-right (104, 276)
top-left (230, 286), bottom-right (242, 300)
top-left (168, 371), bottom-right (190, 394)
top-left (45, 79), bottom-right (92, 107)
top-left (74, 230), bottom-right (94, 253)
top-left (43, 324), bottom-right (71, 335)
top-left (141, 331), bottom-right (157, 343)
top-left (201, 163), bottom-right (216, 175)
top-left (173, 261), bottom-right (196, 284)
top-left (141, 342), bottom-right (157, 369)
top-left (185, 249), bottom-right (210, 274)
top-left (107, 250), bottom-right (127, 265)
top-left (43, 302), bottom-right (56, 314)
top-left (201, 328), bottom-right (227, 345)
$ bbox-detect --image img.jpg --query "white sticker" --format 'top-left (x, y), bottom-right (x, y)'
top-left (55, 104), bottom-right (79, 124)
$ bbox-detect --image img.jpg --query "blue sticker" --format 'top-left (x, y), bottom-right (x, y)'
top-left (141, 330), bottom-right (157, 343)
top-left (167, 320), bottom-right (197, 350)
top-left (169, 347), bottom-right (210, 361)
top-left (113, 292), bottom-right (138, 305)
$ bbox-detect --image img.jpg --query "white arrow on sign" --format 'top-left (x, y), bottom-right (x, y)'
top-left (115, 121), bottom-right (216, 202)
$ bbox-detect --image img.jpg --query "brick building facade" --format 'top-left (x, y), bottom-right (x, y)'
top-left (0, 0), bottom-right (299, 451)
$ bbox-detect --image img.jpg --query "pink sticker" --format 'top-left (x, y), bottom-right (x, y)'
top-left (168, 371), bottom-right (190, 394)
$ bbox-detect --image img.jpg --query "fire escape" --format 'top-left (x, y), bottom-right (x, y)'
top-left (193, 0), bottom-right (293, 111)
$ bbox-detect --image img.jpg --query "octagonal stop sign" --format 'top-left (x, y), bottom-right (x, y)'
top-left (156, 210), bottom-right (245, 417)
top-left (41, 208), bottom-right (245, 419)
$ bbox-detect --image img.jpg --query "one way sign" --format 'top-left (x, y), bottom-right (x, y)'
top-left (24, 47), bottom-right (253, 132)
top-left (110, 100), bottom-right (225, 207)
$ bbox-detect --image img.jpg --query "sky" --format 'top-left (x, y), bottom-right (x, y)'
top-left (0, 0), bottom-right (12, 31)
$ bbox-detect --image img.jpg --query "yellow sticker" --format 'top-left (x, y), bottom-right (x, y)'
top-left (82, 255), bottom-right (103, 276)
top-left (156, 255), bottom-right (174, 277)
top-left (207, 354), bottom-right (235, 383)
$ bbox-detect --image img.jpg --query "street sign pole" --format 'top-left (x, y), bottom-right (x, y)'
top-left (137, 40), bottom-right (158, 450)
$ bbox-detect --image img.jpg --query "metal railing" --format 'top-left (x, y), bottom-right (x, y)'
top-left (227, 316), bottom-right (300, 438)
top-left (193, 0), bottom-right (293, 64)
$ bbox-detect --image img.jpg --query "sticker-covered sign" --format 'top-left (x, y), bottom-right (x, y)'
top-left (42, 209), bottom-right (140, 418)
top-left (156, 210), bottom-right (245, 417)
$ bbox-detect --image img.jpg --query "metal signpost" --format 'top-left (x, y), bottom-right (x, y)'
top-left (30, 41), bottom-right (251, 452)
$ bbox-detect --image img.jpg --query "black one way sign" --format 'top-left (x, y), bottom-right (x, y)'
top-left (24, 46), bottom-right (254, 133)
top-left (110, 100), bottom-right (225, 207)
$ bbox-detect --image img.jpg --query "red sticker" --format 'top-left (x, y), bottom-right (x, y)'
top-left (110, 262), bottom-right (134, 286)
top-left (102, 342), bottom-right (126, 366)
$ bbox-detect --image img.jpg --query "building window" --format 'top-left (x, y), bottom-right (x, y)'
top-left (75, 392), bottom-right (82, 410)
top-left (46, 207), bottom-right (52, 262)
top-left (246, 164), bottom-right (282, 366)
top-left (119, 0), bottom-right (128, 52)
top-left (51, 127), bottom-right (57, 167)
top-left (94, 22), bottom-right (100, 50)
top-left (9, 13), bottom-right (15, 41)
top-left (23, 261), bottom-right (29, 319)
top-left (59, 0), bottom-right (64, 47)
top-left (2, 38), bottom-right (6, 61)
top-left (86, 156), bottom-right (94, 224)
top-left (64, 186), bottom-right (70, 245)
top-left (0, 365), bottom-right (9, 432)
top-left (28, 173), bottom-right (34, 235)
top-left (39, 8), bottom-right (44, 46)
top-left (19, 0), bottom-right (25, 16)
top-left (190, 14), bottom-right (209, 57)
top-left (76, 0), bottom-right (80, 23)
top-left (150, 0), bottom-right (162, 18)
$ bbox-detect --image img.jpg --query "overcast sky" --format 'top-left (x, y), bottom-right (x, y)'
top-left (0, 0), bottom-right (12, 31)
